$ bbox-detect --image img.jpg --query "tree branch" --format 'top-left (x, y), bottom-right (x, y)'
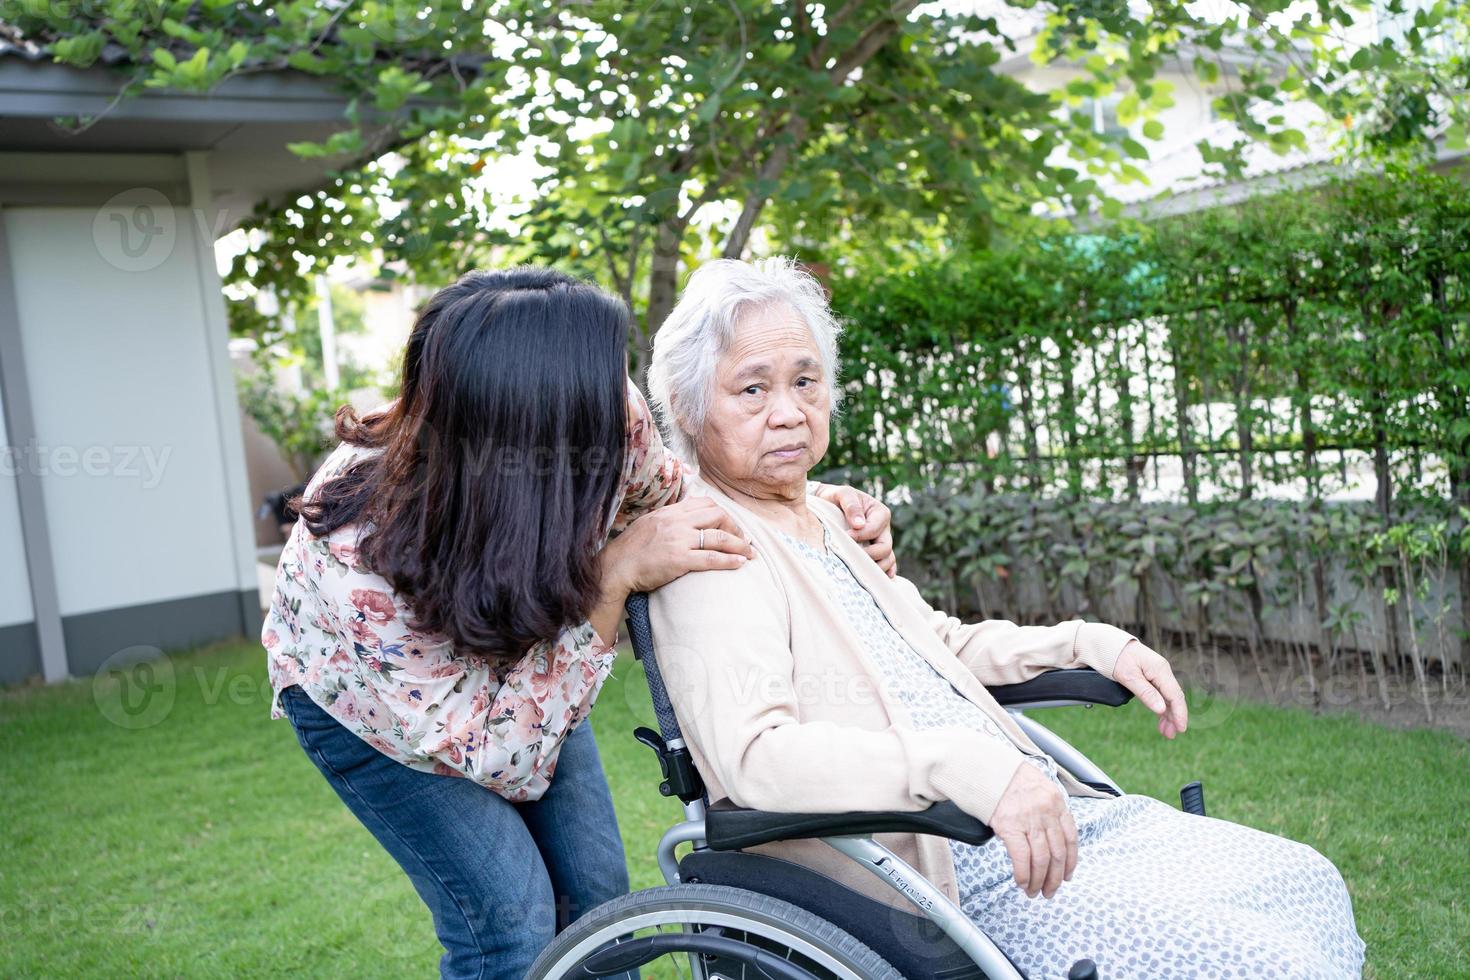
top-left (722, 0), bottom-right (921, 257)
top-left (600, 225), bottom-right (630, 301)
top-left (724, 116), bottom-right (810, 258)
top-left (828, 1), bottom-right (921, 84)
top-left (812, 0), bottom-right (867, 66)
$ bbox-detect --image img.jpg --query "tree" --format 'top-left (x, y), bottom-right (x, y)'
top-left (485, 0), bottom-right (1098, 370)
top-left (6, 0), bottom-right (1466, 374)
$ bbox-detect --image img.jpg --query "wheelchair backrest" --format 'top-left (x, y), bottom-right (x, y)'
top-left (624, 592), bottom-right (687, 746)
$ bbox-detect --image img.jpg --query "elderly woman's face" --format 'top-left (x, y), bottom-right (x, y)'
top-left (694, 302), bottom-right (830, 496)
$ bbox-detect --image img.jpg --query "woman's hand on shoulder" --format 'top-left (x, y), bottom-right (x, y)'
top-left (810, 483), bottom-right (897, 577)
top-left (1112, 639), bottom-right (1189, 739)
top-left (601, 497), bottom-right (756, 596)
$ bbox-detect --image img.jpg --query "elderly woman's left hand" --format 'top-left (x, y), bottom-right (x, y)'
top-left (811, 484), bottom-right (896, 577)
top-left (1112, 639), bottom-right (1189, 739)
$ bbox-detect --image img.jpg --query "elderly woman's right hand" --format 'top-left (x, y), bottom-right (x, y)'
top-left (989, 762), bottom-right (1079, 900)
top-left (602, 498), bottom-right (756, 595)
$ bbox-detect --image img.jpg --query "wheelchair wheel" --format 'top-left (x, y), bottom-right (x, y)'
top-left (527, 882), bottom-right (902, 980)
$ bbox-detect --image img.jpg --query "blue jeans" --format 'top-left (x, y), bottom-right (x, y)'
top-left (279, 684), bottom-right (632, 980)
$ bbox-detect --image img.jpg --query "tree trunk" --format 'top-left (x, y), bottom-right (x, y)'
top-left (639, 219), bottom-right (685, 380)
top-left (1428, 267), bottom-right (1469, 679)
top-left (1015, 345), bottom-right (1044, 493)
top-left (1058, 340), bottom-right (1081, 495)
top-left (1115, 324), bottom-right (1140, 501)
top-left (1286, 294), bottom-right (1334, 676)
top-left (1364, 307), bottom-right (1405, 675)
top-left (1167, 327), bottom-right (1199, 506)
top-left (1225, 317), bottom-right (1255, 500)
top-left (639, 3), bottom-right (919, 352)
top-left (1398, 546), bottom-right (1435, 721)
top-left (1140, 319), bottom-right (1160, 491)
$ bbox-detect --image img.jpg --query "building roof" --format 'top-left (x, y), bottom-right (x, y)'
top-left (1107, 111), bottom-right (1466, 219)
top-left (0, 25), bottom-right (134, 64)
top-left (0, 21), bottom-right (480, 231)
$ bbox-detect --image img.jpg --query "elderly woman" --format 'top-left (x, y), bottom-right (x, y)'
top-left (644, 258), bottom-right (1366, 978)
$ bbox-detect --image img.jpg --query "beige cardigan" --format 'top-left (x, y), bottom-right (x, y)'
top-left (647, 479), bottom-right (1137, 909)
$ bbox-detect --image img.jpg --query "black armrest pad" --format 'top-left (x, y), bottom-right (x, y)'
top-left (704, 798), bottom-right (994, 851)
top-left (987, 667), bottom-right (1133, 707)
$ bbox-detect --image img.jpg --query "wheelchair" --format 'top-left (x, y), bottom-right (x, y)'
top-left (528, 594), bottom-right (1210, 980)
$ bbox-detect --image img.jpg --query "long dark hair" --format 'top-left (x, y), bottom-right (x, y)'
top-left (298, 266), bottom-right (630, 661)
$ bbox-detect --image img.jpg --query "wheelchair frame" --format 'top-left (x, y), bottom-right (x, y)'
top-left (534, 593), bottom-right (1202, 980)
top-left (648, 711), bottom-right (1123, 978)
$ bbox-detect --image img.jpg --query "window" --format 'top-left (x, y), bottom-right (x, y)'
top-left (1071, 94), bottom-right (1129, 141)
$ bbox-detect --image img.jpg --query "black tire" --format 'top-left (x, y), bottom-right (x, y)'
top-left (527, 882), bottom-right (902, 980)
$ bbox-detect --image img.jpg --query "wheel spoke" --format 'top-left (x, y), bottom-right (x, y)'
top-left (531, 890), bottom-right (881, 980)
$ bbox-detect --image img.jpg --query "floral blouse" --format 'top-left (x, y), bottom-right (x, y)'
top-left (261, 378), bottom-right (682, 802)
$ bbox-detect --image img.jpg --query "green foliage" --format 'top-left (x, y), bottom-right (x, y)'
top-left (6, 0), bottom-right (1466, 361)
top-left (889, 487), bottom-right (1467, 677)
top-left (236, 371), bottom-right (349, 481)
top-left (828, 167), bottom-right (1470, 509)
top-left (230, 273), bottom-right (384, 482)
top-left (828, 167), bottom-right (1470, 706)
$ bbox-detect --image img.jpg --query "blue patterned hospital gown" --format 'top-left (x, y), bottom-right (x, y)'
top-left (779, 524), bottom-right (1366, 979)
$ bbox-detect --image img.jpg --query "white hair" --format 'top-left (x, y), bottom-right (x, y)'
top-left (647, 257), bottom-right (843, 462)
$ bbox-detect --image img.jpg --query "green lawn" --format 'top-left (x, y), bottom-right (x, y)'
top-left (1, 640), bottom-right (1465, 978)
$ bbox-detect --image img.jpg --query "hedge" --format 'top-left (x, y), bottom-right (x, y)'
top-left (822, 167), bottom-right (1470, 715)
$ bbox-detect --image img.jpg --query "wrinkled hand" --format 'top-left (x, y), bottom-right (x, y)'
top-left (603, 497), bottom-right (755, 595)
top-left (990, 762), bottom-right (1078, 899)
top-left (812, 483), bottom-right (896, 577)
top-left (1113, 639), bottom-right (1188, 739)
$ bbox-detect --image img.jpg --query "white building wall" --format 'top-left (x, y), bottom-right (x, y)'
top-left (1016, 63), bottom-right (1218, 138)
top-left (0, 383), bottom-right (36, 628)
top-left (0, 372), bottom-right (39, 683)
top-left (3, 206), bottom-right (249, 666)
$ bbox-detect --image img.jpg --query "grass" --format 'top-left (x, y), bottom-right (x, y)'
top-left (1, 640), bottom-right (1465, 978)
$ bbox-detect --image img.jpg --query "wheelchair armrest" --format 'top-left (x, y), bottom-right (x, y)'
top-left (703, 798), bottom-right (994, 851)
top-left (987, 667), bottom-right (1133, 708)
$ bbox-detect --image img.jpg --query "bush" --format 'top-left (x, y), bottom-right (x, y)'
top-left (828, 167), bottom-right (1470, 510)
top-left (237, 372), bottom-right (345, 482)
top-left (823, 166), bottom-right (1470, 715)
top-left (891, 488), bottom-right (1468, 716)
